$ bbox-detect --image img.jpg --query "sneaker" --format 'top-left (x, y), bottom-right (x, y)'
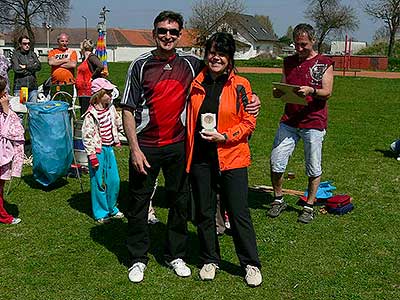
top-left (267, 200), bottom-right (287, 218)
top-left (199, 263), bottom-right (219, 280)
top-left (128, 262), bottom-right (146, 283)
top-left (166, 258), bottom-right (191, 277)
top-left (111, 211), bottom-right (124, 219)
top-left (96, 217), bottom-right (110, 224)
top-left (11, 217), bottom-right (21, 225)
top-left (298, 206), bottom-right (314, 224)
top-left (148, 213), bottom-right (159, 224)
top-left (245, 265), bottom-right (262, 287)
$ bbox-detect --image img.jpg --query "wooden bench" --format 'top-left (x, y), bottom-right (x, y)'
top-left (335, 68), bottom-right (361, 76)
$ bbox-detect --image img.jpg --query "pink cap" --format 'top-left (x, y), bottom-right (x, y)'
top-left (91, 78), bottom-right (116, 94)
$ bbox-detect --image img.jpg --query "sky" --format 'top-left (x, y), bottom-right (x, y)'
top-left (67, 0), bottom-right (382, 43)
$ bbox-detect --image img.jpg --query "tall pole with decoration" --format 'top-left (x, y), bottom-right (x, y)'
top-left (96, 6), bottom-right (110, 76)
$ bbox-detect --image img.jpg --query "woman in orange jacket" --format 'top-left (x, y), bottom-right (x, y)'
top-left (186, 32), bottom-right (262, 287)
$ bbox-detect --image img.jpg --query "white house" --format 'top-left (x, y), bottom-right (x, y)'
top-left (207, 13), bottom-right (278, 59)
top-left (330, 40), bottom-right (367, 55)
top-left (0, 27), bottom-right (198, 62)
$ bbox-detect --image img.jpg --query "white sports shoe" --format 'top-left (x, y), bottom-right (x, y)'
top-left (11, 217), bottom-right (22, 225)
top-left (166, 258), bottom-right (191, 277)
top-left (111, 211), bottom-right (124, 219)
top-left (128, 262), bottom-right (146, 283)
top-left (245, 265), bottom-right (262, 287)
top-left (199, 263), bottom-right (219, 280)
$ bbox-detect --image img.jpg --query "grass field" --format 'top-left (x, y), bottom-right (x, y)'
top-left (1, 63), bottom-right (400, 299)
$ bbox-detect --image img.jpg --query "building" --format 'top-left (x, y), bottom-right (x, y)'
top-left (207, 13), bottom-right (278, 59)
top-left (330, 40), bottom-right (367, 55)
top-left (0, 27), bottom-right (198, 62)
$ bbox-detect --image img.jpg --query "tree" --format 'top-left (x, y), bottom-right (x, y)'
top-left (254, 15), bottom-right (276, 37)
top-left (305, 0), bottom-right (359, 53)
top-left (363, 0), bottom-right (400, 57)
top-left (189, 0), bottom-right (245, 45)
top-left (373, 26), bottom-right (390, 43)
top-left (0, 0), bottom-right (71, 47)
top-left (279, 25), bottom-right (294, 45)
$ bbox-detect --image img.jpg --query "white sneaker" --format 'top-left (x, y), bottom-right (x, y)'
top-left (128, 262), bottom-right (146, 283)
top-left (111, 211), bottom-right (124, 219)
top-left (166, 258), bottom-right (191, 277)
top-left (148, 213), bottom-right (159, 224)
top-left (11, 217), bottom-right (21, 225)
top-left (245, 265), bottom-right (262, 287)
top-left (199, 263), bottom-right (219, 280)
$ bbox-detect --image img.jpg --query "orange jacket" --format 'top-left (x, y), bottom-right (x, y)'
top-left (186, 68), bottom-right (256, 172)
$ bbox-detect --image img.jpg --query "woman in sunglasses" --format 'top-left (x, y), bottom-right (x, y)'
top-left (11, 35), bottom-right (41, 103)
top-left (186, 32), bottom-right (262, 287)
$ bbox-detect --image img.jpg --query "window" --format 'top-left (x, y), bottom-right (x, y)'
top-left (251, 27), bottom-right (258, 33)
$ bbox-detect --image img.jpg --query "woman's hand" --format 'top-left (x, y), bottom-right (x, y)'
top-left (199, 130), bottom-right (226, 143)
top-left (0, 93), bottom-right (9, 114)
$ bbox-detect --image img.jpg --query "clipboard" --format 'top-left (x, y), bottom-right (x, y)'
top-left (272, 82), bottom-right (308, 105)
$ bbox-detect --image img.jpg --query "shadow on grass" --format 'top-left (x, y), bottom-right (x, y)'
top-left (247, 189), bottom-right (274, 210)
top-left (68, 190), bottom-right (92, 218)
top-left (375, 148), bottom-right (398, 159)
top-left (21, 173), bottom-right (70, 191)
top-left (3, 200), bottom-right (20, 218)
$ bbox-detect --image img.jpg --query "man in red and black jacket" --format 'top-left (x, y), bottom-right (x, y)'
top-left (268, 23), bottom-right (334, 224)
top-left (121, 11), bottom-right (261, 283)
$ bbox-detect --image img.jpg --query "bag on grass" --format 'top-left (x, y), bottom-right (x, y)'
top-left (327, 203), bottom-right (354, 215)
top-left (325, 194), bottom-right (352, 208)
top-left (304, 180), bottom-right (336, 199)
top-left (26, 101), bottom-right (73, 186)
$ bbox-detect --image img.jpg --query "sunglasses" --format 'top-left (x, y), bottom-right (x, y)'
top-left (22, 42), bottom-right (31, 45)
top-left (156, 27), bottom-right (180, 37)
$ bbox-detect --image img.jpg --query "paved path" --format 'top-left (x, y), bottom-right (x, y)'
top-left (237, 67), bottom-right (400, 79)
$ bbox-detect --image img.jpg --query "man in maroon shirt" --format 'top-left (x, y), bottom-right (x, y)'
top-left (122, 11), bottom-right (261, 283)
top-left (268, 23), bottom-right (334, 224)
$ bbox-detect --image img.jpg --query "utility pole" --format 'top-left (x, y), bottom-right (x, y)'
top-left (82, 16), bottom-right (88, 39)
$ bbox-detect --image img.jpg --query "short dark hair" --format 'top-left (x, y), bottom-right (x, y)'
top-left (0, 75), bottom-right (7, 93)
top-left (293, 23), bottom-right (316, 41)
top-left (18, 35), bottom-right (30, 44)
top-left (204, 32), bottom-right (236, 69)
top-left (153, 11), bottom-right (184, 30)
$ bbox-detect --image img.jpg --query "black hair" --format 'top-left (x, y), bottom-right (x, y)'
top-left (293, 23), bottom-right (316, 41)
top-left (0, 75), bottom-right (7, 93)
top-left (18, 35), bottom-right (30, 44)
top-left (153, 11), bottom-right (184, 30)
top-left (204, 32), bottom-right (236, 69)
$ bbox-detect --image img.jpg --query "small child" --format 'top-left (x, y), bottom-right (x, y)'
top-left (82, 78), bottom-right (124, 223)
top-left (0, 75), bottom-right (24, 225)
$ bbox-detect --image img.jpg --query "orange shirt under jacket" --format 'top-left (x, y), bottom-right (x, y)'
top-left (186, 68), bottom-right (256, 173)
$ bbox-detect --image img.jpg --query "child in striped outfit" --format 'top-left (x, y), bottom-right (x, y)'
top-left (82, 78), bottom-right (124, 223)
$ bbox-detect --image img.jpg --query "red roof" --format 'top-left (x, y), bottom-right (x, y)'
top-left (3, 27), bottom-right (198, 48)
top-left (118, 29), bottom-right (197, 47)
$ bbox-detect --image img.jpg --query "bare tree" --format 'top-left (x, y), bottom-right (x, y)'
top-left (0, 0), bottom-right (71, 46)
top-left (306, 0), bottom-right (359, 53)
top-left (373, 26), bottom-right (390, 43)
top-left (188, 0), bottom-right (245, 45)
top-left (254, 15), bottom-right (277, 37)
top-left (363, 0), bottom-right (400, 57)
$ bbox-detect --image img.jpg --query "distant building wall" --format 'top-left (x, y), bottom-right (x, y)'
top-left (330, 41), bottom-right (367, 55)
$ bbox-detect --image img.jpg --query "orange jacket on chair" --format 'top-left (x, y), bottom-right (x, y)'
top-left (186, 68), bottom-right (256, 173)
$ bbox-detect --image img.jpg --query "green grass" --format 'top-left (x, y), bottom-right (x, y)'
top-left (1, 64), bottom-right (400, 299)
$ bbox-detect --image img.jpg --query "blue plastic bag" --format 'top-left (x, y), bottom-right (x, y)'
top-left (304, 180), bottom-right (336, 199)
top-left (26, 101), bottom-right (73, 186)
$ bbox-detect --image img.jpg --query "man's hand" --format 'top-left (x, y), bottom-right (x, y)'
top-left (297, 86), bottom-right (314, 97)
top-left (131, 148), bottom-right (151, 175)
top-left (246, 94), bottom-right (261, 117)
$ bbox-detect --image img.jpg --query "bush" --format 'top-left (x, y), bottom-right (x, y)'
top-left (236, 58), bottom-right (283, 68)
